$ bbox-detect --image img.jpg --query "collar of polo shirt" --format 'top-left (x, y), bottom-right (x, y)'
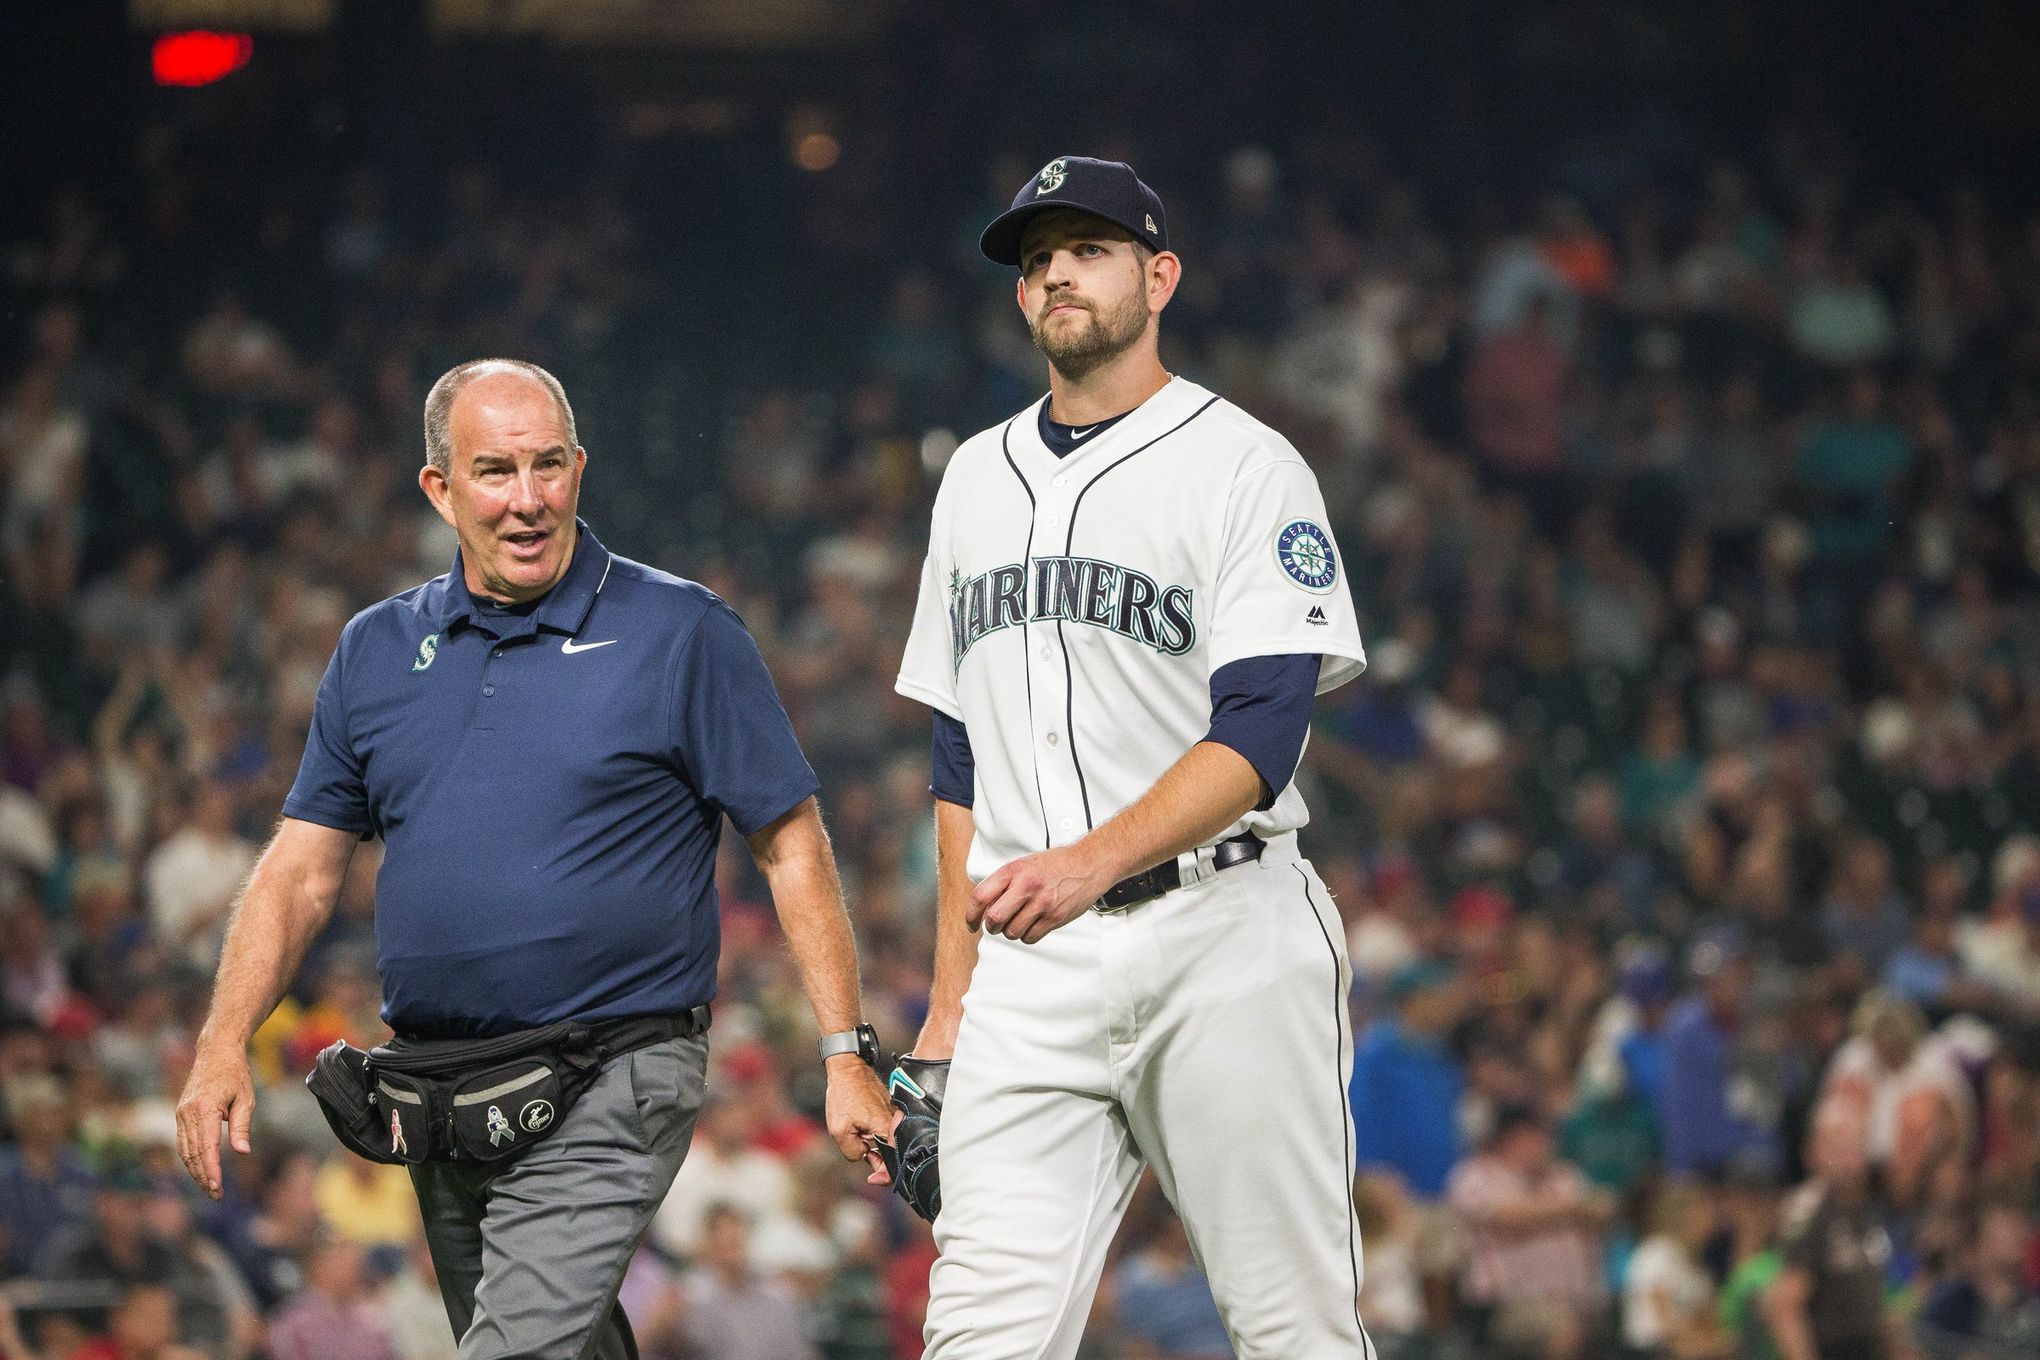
top-left (431, 517), bottom-right (615, 643)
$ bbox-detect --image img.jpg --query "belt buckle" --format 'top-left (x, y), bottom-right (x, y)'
top-left (1093, 864), bottom-right (1172, 914)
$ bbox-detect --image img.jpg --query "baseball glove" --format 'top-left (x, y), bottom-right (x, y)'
top-left (874, 1055), bottom-right (948, 1222)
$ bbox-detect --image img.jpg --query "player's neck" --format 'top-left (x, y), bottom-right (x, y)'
top-left (1045, 345), bottom-right (1170, 426)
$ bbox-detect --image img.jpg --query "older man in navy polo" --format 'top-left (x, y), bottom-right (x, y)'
top-left (175, 358), bottom-right (895, 1359)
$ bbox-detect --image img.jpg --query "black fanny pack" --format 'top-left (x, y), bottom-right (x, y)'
top-left (306, 1008), bottom-right (708, 1166)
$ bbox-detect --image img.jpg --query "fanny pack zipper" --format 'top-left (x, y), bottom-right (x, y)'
top-left (371, 1020), bottom-right (578, 1075)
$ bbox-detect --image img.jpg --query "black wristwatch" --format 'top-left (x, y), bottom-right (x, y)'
top-left (817, 1022), bottom-right (880, 1066)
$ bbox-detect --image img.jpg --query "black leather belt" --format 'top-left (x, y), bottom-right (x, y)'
top-left (396, 1005), bottom-right (711, 1053)
top-left (1095, 833), bottom-right (1265, 913)
top-left (589, 1006), bottom-right (712, 1060)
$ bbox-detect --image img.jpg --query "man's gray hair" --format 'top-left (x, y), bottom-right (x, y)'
top-left (422, 358), bottom-right (579, 473)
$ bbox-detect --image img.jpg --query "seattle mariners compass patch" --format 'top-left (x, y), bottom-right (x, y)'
top-left (1274, 520), bottom-right (1338, 593)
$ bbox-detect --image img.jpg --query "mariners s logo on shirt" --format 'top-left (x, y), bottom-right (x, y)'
top-left (1274, 520), bottom-right (1338, 593)
top-left (949, 556), bottom-right (1195, 669)
top-left (411, 632), bottom-right (440, 672)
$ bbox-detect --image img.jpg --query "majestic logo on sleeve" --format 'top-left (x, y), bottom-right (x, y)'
top-left (1274, 520), bottom-right (1338, 593)
top-left (949, 557), bottom-right (1195, 669)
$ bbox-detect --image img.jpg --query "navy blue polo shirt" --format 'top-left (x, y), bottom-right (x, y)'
top-left (283, 522), bottom-right (819, 1038)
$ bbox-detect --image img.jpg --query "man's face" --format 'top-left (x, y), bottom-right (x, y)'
top-left (1810, 1112), bottom-right (1868, 1186)
top-left (420, 372), bottom-right (585, 603)
top-left (1015, 211), bottom-right (1158, 380)
top-left (111, 1286), bottom-right (177, 1351)
top-left (1705, 956), bottom-right (1752, 1015)
top-left (96, 1188), bottom-right (146, 1241)
top-left (704, 1211), bottom-right (750, 1273)
top-left (1504, 1125), bottom-right (1554, 1174)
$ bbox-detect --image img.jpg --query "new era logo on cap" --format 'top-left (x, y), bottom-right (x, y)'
top-left (981, 155), bottom-right (1170, 266)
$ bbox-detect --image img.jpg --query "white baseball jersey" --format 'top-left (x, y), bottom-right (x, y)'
top-left (897, 376), bottom-right (1377, 1358)
top-left (897, 375), bottom-right (1366, 880)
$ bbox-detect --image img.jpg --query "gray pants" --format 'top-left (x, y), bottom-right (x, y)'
top-left (411, 1036), bottom-right (708, 1360)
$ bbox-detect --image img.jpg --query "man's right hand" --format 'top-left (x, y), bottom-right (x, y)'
top-left (176, 1043), bottom-right (256, 1200)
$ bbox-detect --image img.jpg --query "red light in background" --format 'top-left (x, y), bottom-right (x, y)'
top-left (152, 32), bottom-right (253, 88)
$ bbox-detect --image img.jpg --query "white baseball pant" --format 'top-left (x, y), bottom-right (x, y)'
top-left (924, 837), bottom-right (1375, 1358)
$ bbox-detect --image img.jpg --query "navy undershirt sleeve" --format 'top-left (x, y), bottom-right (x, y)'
top-left (1206, 654), bottom-right (1321, 810)
top-left (930, 657), bottom-right (1318, 814)
top-left (930, 710), bottom-right (975, 806)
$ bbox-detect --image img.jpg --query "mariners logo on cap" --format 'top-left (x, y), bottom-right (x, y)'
top-left (1274, 520), bottom-right (1338, 593)
top-left (1034, 158), bottom-right (1068, 196)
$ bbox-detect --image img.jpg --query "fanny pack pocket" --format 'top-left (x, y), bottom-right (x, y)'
top-left (445, 1057), bottom-right (567, 1159)
top-left (306, 1040), bottom-right (409, 1166)
top-left (368, 1021), bottom-right (599, 1164)
top-left (305, 1012), bottom-right (701, 1165)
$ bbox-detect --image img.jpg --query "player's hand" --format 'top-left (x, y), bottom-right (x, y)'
top-left (823, 1053), bottom-right (900, 1184)
top-left (969, 845), bottom-right (1113, 944)
top-left (175, 1042), bottom-right (256, 1200)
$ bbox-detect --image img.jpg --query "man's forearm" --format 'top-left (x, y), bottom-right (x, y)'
top-left (197, 827), bottom-right (350, 1053)
top-left (1080, 740), bottom-right (1263, 885)
top-left (750, 799), bottom-right (864, 1036)
top-left (915, 798), bottom-right (980, 1057)
top-left (1762, 1275), bottom-right (1820, 1360)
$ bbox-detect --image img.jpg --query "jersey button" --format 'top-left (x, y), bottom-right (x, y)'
top-left (483, 684), bottom-right (496, 697)
top-left (1046, 731), bottom-right (1060, 746)
top-left (1053, 475), bottom-right (1068, 487)
top-left (492, 648), bottom-right (503, 658)
top-left (1059, 818), bottom-right (1074, 831)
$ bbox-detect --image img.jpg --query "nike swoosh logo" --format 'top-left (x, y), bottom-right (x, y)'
top-left (1069, 425), bottom-right (1099, 440)
top-left (561, 638), bottom-right (618, 654)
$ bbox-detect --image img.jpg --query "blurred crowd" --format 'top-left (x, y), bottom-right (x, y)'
top-left (6, 14), bottom-right (2040, 1360)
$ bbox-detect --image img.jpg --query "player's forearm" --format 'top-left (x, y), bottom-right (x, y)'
top-left (915, 798), bottom-right (981, 1058)
top-left (748, 798), bottom-right (866, 1036)
top-left (1761, 1276), bottom-right (1820, 1360)
top-left (196, 825), bottom-right (350, 1054)
top-left (1078, 740), bottom-right (1262, 885)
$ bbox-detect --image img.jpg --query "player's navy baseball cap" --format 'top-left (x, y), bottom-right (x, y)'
top-left (980, 156), bottom-right (1169, 266)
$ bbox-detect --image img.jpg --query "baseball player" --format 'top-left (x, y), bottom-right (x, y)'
top-left (892, 156), bottom-right (1375, 1357)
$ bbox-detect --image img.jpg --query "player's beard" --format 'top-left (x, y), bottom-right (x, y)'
top-left (1030, 288), bottom-right (1149, 381)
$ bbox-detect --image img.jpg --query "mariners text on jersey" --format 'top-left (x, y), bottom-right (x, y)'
top-left (948, 555), bottom-right (1195, 669)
